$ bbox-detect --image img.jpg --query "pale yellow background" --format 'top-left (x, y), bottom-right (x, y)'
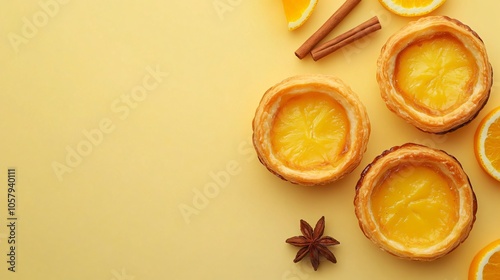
top-left (0, 0), bottom-right (499, 279)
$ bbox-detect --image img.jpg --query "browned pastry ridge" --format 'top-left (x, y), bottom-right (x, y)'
top-left (252, 75), bottom-right (370, 186)
top-left (377, 16), bottom-right (493, 134)
top-left (354, 143), bottom-right (477, 261)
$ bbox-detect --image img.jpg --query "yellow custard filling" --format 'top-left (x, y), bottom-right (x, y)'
top-left (395, 34), bottom-right (478, 114)
top-left (370, 164), bottom-right (459, 248)
top-left (271, 92), bottom-right (349, 170)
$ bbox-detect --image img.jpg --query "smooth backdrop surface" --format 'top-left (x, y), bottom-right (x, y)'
top-left (1, 0), bottom-right (499, 279)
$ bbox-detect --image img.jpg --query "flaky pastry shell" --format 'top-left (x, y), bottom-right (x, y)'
top-left (354, 143), bottom-right (477, 261)
top-left (377, 16), bottom-right (493, 134)
top-left (252, 75), bottom-right (370, 186)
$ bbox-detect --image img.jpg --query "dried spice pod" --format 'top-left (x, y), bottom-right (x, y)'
top-left (377, 16), bottom-right (493, 134)
top-left (252, 74), bottom-right (370, 186)
top-left (286, 216), bottom-right (340, 271)
top-left (354, 143), bottom-right (477, 261)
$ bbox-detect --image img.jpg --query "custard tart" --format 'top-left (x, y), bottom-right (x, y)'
top-left (252, 75), bottom-right (370, 186)
top-left (377, 16), bottom-right (493, 134)
top-left (354, 143), bottom-right (477, 261)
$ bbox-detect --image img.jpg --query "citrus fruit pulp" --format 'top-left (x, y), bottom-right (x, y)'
top-left (469, 239), bottom-right (500, 280)
top-left (378, 0), bottom-right (447, 17)
top-left (281, 0), bottom-right (318, 30)
top-left (474, 107), bottom-right (500, 182)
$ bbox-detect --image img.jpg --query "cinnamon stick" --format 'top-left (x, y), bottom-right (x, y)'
top-left (295, 0), bottom-right (361, 59)
top-left (311, 16), bottom-right (381, 61)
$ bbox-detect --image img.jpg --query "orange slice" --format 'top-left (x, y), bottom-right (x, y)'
top-left (474, 107), bottom-right (500, 182)
top-left (378, 0), bottom-right (446, 17)
top-left (282, 0), bottom-right (318, 30)
top-left (469, 239), bottom-right (500, 280)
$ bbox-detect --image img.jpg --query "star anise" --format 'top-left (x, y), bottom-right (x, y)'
top-left (285, 216), bottom-right (340, 271)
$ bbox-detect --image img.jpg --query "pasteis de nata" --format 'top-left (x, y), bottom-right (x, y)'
top-left (377, 16), bottom-right (493, 134)
top-left (354, 143), bottom-right (477, 261)
top-left (252, 75), bottom-right (370, 186)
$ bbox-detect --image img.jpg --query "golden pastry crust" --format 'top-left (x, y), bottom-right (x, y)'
top-left (377, 16), bottom-right (493, 134)
top-left (354, 143), bottom-right (477, 261)
top-left (252, 74), bottom-right (371, 186)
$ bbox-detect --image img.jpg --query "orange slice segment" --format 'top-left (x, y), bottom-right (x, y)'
top-left (282, 0), bottom-right (318, 30)
top-left (469, 239), bottom-right (500, 280)
top-left (474, 107), bottom-right (500, 182)
top-left (378, 0), bottom-right (446, 17)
